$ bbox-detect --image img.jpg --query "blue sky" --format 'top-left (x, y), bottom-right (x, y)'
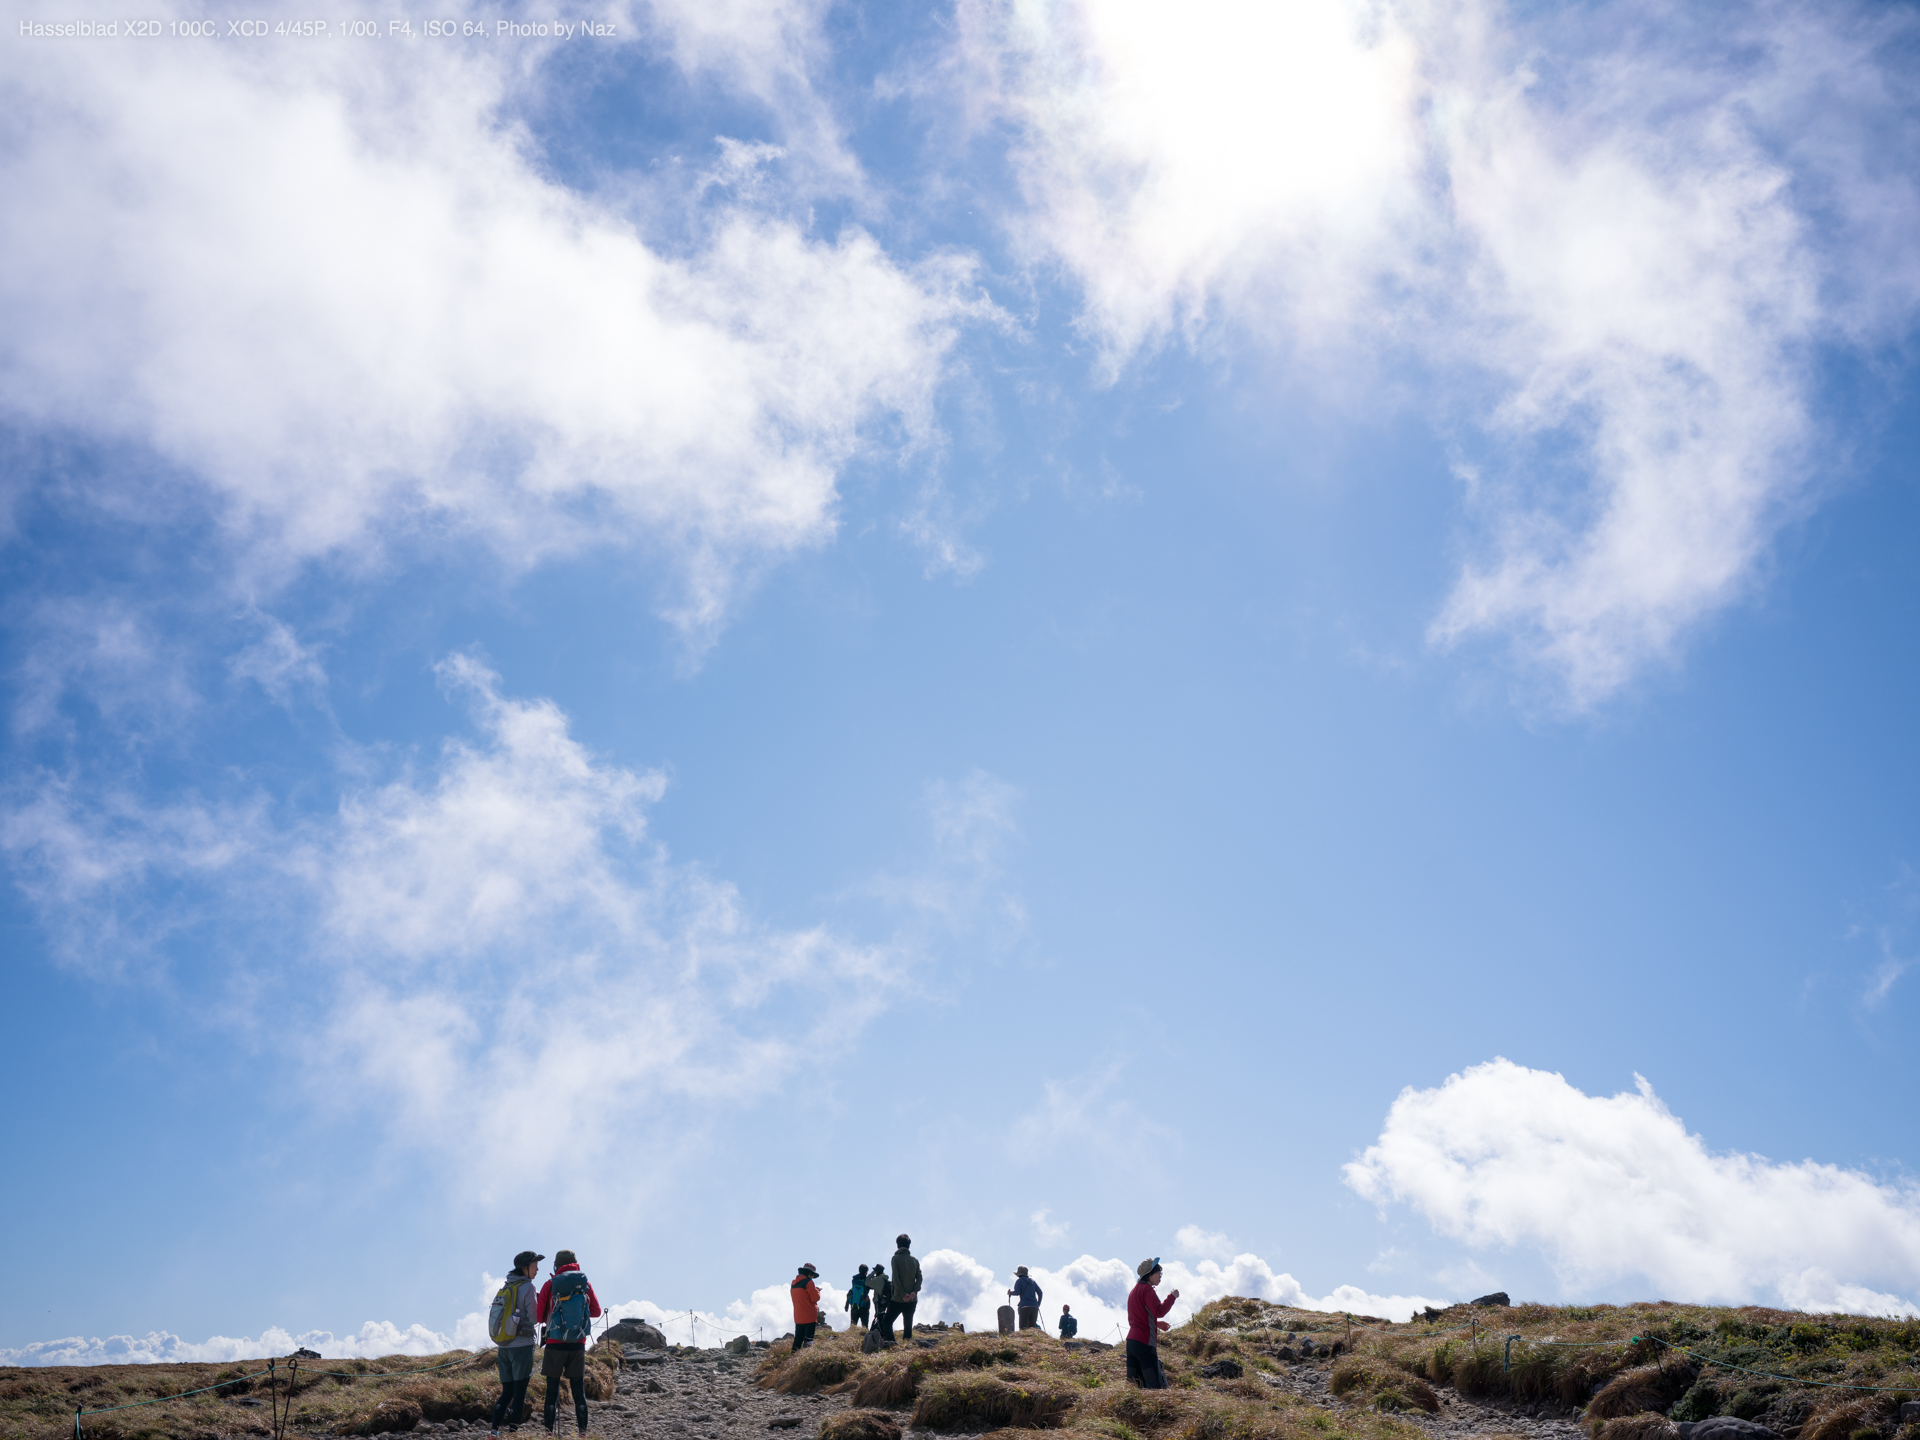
top-left (4, 0), bottom-right (1920, 1364)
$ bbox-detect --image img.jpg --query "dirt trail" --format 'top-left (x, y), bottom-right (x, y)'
top-left (401, 1340), bottom-right (1591, 1440)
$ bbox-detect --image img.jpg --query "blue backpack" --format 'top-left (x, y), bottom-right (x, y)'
top-left (546, 1272), bottom-right (593, 1344)
top-left (849, 1277), bottom-right (868, 1307)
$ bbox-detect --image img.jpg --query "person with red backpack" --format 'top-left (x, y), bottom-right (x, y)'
top-left (536, 1249), bottom-right (602, 1436)
top-left (488, 1251), bottom-right (543, 1439)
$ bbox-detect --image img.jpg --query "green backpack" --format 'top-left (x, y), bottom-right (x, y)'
top-left (488, 1278), bottom-right (528, 1345)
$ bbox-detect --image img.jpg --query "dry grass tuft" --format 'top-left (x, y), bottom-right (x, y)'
top-left (1329, 1359), bottom-right (1439, 1414)
top-left (818, 1408), bottom-right (903, 1440)
top-left (1586, 1365), bottom-right (1697, 1421)
top-left (757, 1334), bottom-right (870, 1395)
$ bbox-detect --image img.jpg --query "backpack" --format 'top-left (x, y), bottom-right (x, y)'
top-left (849, 1278), bottom-right (867, 1307)
top-left (545, 1271), bottom-right (593, 1344)
top-left (488, 1278), bottom-right (528, 1345)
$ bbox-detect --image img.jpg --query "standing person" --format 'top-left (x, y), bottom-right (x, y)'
top-left (790, 1264), bottom-right (822, 1351)
top-left (1125, 1258), bottom-right (1179, 1389)
top-left (889, 1235), bottom-right (923, 1341)
top-left (1008, 1268), bottom-right (1043, 1330)
top-left (846, 1265), bottom-right (872, 1329)
top-left (536, 1249), bottom-right (602, 1437)
top-left (868, 1259), bottom-right (895, 1346)
top-left (489, 1251), bottom-right (544, 1439)
top-left (1057, 1305), bottom-right (1078, 1340)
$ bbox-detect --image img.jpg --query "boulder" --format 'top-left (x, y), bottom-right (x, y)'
top-left (1470, 1293), bottom-right (1511, 1308)
top-left (294, 1348), bottom-right (324, 1360)
top-left (1199, 1360), bottom-right (1244, 1380)
top-left (728, 1336), bottom-right (752, 1355)
top-left (604, 1319), bottom-right (667, 1349)
top-left (1899, 1404), bottom-right (1920, 1425)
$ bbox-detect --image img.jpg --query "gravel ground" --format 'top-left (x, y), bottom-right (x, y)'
top-left (396, 1344), bottom-right (1591, 1440)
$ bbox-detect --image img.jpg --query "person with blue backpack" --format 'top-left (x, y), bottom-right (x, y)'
top-left (845, 1265), bottom-right (872, 1329)
top-left (536, 1249), bottom-right (602, 1437)
top-left (487, 1251), bottom-right (543, 1440)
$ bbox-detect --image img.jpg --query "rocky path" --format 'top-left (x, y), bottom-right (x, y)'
top-left (593, 1347), bottom-right (850, 1440)
top-left (415, 1341), bottom-right (1590, 1440)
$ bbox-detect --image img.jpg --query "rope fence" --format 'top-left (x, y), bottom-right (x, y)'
top-left (72, 1351), bottom-right (485, 1440)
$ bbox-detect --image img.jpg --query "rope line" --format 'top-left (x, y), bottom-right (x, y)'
top-left (1644, 1336), bottom-right (1920, 1395)
top-left (73, 1353), bottom-right (478, 1421)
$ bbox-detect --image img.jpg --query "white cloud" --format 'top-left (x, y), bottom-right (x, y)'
top-left (1, 659), bottom-right (1014, 1212)
top-left (1174, 1226), bottom-right (1234, 1262)
top-left (973, 0), bottom-right (1919, 704)
top-left (1344, 1057), bottom-right (1920, 1316)
top-left (1031, 1208), bottom-right (1070, 1245)
top-left (0, 1321), bottom-right (463, 1367)
top-left (0, 14), bottom-right (985, 639)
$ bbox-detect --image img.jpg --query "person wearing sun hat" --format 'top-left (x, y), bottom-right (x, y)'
top-left (1125, 1257), bottom-right (1179, 1389)
top-left (790, 1263), bottom-right (823, 1352)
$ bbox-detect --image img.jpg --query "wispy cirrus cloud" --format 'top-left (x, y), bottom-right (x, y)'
top-left (1, 655), bottom-right (1018, 1206)
top-left (969, 0), bottom-right (1920, 705)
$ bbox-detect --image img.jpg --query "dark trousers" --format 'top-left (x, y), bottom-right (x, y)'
top-left (541, 1346), bottom-right (588, 1433)
top-left (1125, 1339), bottom-right (1166, 1389)
top-left (873, 1301), bottom-right (895, 1341)
top-left (792, 1322), bottom-right (817, 1352)
top-left (894, 1300), bottom-right (917, 1339)
top-left (1017, 1306), bottom-right (1039, 1330)
top-left (849, 1302), bottom-right (870, 1327)
top-left (493, 1345), bottom-right (535, 1430)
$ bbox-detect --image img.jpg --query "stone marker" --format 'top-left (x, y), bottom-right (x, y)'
top-left (997, 1306), bottom-right (1015, 1335)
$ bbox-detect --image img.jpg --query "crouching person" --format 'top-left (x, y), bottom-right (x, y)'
top-left (538, 1249), bottom-right (602, 1437)
top-left (490, 1251), bottom-right (544, 1438)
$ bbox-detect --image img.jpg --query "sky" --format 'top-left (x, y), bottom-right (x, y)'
top-left (3, 0), bottom-right (1920, 1365)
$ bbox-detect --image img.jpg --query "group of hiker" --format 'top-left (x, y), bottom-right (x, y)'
top-left (790, 1232), bottom-right (924, 1352)
top-left (485, 1250), bottom-right (602, 1440)
top-left (480, 1240), bottom-right (1186, 1440)
top-left (791, 1242), bottom-right (1183, 1391)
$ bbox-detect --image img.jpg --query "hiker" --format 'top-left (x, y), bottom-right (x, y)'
top-left (868, 1259), bottom-right (895, 1345)
top-left (791, 1264), bottom-right (822, 1351)
top-left (846, 1264), bottom-right (872, 1329)
top-left (1125, 1258), bottom-right (1178, 1389)
top-left (1009, 1267), bottom-right (1043, 1330)
top-left (1058, 1305), bottom-right (1078, 1340)
top-left (537, 1249), bottom-right (603, 1436)
top-left (488, 1251), bottom-right (543, 1438)
top-left (890, 1234), bottom-right (923, 1341)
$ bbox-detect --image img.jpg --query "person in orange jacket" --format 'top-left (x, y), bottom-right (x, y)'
top-left (790, 1263), bottom-right (822, 1352)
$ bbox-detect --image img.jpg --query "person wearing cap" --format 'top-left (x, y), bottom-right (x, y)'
top-left (790, 1264), bottom-right (822, 1351)
top-left (1125, 1258), bottom-right (1179, 1389)
top-left (536, 1249), bottom-right (602, 1436)
top-left (1057, 1304), bottom-right (1078, 1340)
top-left (1008, 1267), bottom-right (1043, 1331)
top-left (889, 1235), bottom-right (923, 1341)
top-left (490, 1251), bottom-right (543, 1439)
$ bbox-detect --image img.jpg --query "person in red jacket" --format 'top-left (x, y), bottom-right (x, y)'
top-left (535, 1250), bottom-right (603, 1436)
top-left (790, 1263), bottom-right (822, 1352)
top-left (1125, 1258), bottom-right (1179, 1389)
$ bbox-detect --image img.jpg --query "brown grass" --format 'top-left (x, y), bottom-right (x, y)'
top-left (818, 1409), bottom-right (903, 1440)
top-left (0, 1346), bottom-right (623, 1440)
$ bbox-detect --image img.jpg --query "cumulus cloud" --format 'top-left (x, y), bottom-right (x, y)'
top-left (1344, 1058), bottom-right (1920, 1315)
top-left (0, 11), bottom-right (986, 639)
top-left (0, 1321), bottom-right (462, 1367)
top-left (972, 0), bottom-right (1920, 703)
